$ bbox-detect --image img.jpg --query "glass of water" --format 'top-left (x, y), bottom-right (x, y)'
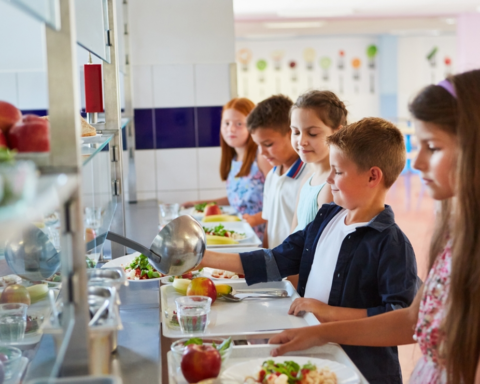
top-left (0, 303), bottom-right (28, 343)
top-left (175, 296), bottom-right (212, 333)
top-left (159, 203), bottom-right (180, 227)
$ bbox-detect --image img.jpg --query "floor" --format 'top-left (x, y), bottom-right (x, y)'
top-left (385, 173), bottom-right (435, 382)
top-left (125, 171), bottom-right (434, 383)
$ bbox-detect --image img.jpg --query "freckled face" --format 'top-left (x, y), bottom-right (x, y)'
top-left (221, 108), bottom-right (250, 149)
top-left (413, 120), bottom-right (457, 201)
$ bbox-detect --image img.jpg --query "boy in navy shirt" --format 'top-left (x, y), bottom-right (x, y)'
top-left (200, 117), bottom-right (418, 384)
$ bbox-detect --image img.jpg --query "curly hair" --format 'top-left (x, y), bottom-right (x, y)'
top-left (246, 94), bottom-right (293, 135)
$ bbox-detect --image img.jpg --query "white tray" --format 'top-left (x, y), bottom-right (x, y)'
top-left (167, 343), bottom-right (368, 384)
top-left (202, 222), bottom-right (262, 248)
top-left (161, 280), bottom-right (319, 339)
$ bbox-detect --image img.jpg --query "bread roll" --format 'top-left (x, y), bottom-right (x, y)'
top-left (41, 115), bottom-right (97, 137)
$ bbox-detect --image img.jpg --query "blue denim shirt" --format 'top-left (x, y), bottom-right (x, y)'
top-left (240, 203), bottom-right (418, 384)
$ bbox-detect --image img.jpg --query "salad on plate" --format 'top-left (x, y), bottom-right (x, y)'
top-left (246, 360), bottom-right (337, 384)
top-left (123, 253), bottom-right (165, 280)
top-left (203, 224), bottom-right (247, 241)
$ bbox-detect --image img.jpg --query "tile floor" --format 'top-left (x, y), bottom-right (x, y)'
top-left (386, 173), bottom-right (435, 382)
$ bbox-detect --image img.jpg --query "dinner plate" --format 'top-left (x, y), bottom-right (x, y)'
top-left (222, 356), bottom-right (359, 384)
top-left (102, 253), bottom-right (165, 282)
top-left (202, 267), bottom-right (246, 282)
top-left (203, 222), bottom-right (262, 248)
top-left (181, 206), bottom-right (238, 220)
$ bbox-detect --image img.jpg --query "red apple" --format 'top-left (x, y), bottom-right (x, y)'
top-left (204, 204), bottom-right (222, 217)
top-left (0, 101), bottom-right (22, 134)
top-left (181, 344), bottom-right (221, 383)
top-left (187, 277), bottom-right (217, 304)
top-left (0, 284), bottom-right (31, 305)
top-left (0, 130), bottom-right (6, 148)
top-left (8, 114), bottom-right (50, 152)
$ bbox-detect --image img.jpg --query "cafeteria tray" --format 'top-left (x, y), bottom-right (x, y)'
top-left (161, 280), bottom-right (319, 339)
top-left (167, 343), bottom-right (368, 384)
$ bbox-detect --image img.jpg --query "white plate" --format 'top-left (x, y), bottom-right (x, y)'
top-left (203, 222), bottom-right (262, 248)
top-left (81, 134), bottom-right (103, 143)
top-left (202, 267), bottom-right (246, 282)
top-left (102, 253), bottom-right (165, 282)
top-left (222, 356), bottom-right (359, 384)
top-left (181, 206), bottom-right (238, 220)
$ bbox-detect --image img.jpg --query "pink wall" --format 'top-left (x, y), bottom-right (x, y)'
top-left (456, 13), bottom-right (480, 72)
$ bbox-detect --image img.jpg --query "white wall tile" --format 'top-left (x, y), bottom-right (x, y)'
top-left (0, 73), bottom-right (18, 105)
top-left (156, 148), bottom-right (198, 191)
top-left (129, 0), bottom-right (234, 65)
top-left (194, 64), bottom-right (231, 107)
top-left (137, 191), bottom-right (157, 201)
top-left (199, 188), bottom-right (227, 201)
top-left (197, 147), bottom-right (225, 190)
top-left (152, 65), bottom-right (195, 108)
top-left (132, 65), bottom-right (153, 108)
top-left (17, 71), bottom-right (48, 110)
top-left (157, 190), bottom-right (199, 204)
top-left (135, 150), bottom-right (156, 192)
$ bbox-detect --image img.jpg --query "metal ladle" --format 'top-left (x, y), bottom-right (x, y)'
top-left (106, 215), bottom-right (206, 275)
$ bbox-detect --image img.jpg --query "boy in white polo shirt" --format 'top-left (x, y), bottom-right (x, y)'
top-left (246, 95), bottom-right (309, 248)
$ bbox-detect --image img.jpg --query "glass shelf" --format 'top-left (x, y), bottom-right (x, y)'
top-left (0, 173), bottom-right (78, 241)
top-left (81, 133), bottom-right (114, 166)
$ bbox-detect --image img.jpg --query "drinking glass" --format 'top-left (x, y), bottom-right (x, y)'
top-left (159, 203), bottom-right (180, 227)
top-left (175, 296), bottom-right (212, 333)
top-left (85, 206), bottom-right (102, 230)
top-left (0, 303), bottom-right (28, 342)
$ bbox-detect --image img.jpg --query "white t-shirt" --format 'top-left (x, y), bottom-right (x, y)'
top-left (262, 158), bottom-right (308, 248)
top-left (304, 209), bottom-right (368, 303)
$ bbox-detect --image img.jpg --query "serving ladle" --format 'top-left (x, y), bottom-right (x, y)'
top-left (105, 215), bottom-right (206, 275)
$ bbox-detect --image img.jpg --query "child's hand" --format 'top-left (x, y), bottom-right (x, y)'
top-left (242, 213), bottom-right (255, 226)
top-left (269, 326), bottom-right (326, 356)
top-left (288, 298), bottom-right (335, 323)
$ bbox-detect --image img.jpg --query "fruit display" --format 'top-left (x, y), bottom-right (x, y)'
top-left (204, 203), bottom-right (222, 217)
top-left (181, 344), bottom-right (222, 383)
top-left (8, 114), bottom-right (50, 152)
top-left (0, 101), bottom-right (22, 135)
top-left (186, 277), bottom-right (218, 304)
top-left (202, 214), bottom-right (241, 223)
top-left (0, 284), bottom-right (31, 305)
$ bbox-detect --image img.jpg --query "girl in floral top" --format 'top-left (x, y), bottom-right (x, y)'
top-left (268, 70), bottom-right (480, 384)
top-left (184, 98), bottom-right (271, 239)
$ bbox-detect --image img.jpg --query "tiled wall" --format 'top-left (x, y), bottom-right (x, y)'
top-left (127, 0), bottom-right (236, 203)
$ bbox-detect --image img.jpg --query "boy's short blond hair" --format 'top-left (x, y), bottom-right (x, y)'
top-left (326, 117), bottom-right (406, 188)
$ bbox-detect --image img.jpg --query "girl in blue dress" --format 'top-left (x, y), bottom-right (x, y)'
top-left (184, 98), bottom-right (271, 239)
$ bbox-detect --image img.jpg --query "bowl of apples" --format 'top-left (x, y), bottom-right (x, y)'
top-left (171, 337), bottom-right (232, 383)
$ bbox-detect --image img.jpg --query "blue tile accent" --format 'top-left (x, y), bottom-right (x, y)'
top-left (379, 94), bottom-right (398, 120)
top-left (155, 107), bottom-right (196, 149)
top-left (122, 124), bottom-right (127, 151)
top-left (21, 109), bottom-right (48, 117)
top-left (134, 108), bottom-right (155, 150)
top-left (197, 106), bottom-right (222, 147)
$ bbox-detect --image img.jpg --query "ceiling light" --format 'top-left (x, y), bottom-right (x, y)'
top-left (264, 21), bottom-right (325, 29)
top-left (277, 8), bottom-right (354, 18)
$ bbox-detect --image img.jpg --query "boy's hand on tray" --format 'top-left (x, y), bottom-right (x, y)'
top-left (268, 326), bottom-right (326, 356)
top-left (288, 298), bottom-right (335, 323)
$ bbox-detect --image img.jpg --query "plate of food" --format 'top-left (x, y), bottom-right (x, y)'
top-left (159, 270), bottom-right (204, 285)
top-left (182, 203), bottom-right (237, 220)
top-left (203, 222), bottom-right (261, 248)
top-left (223, 356), bottom-right (359, 384)
top-left (102, 252), bottom-right (166, 282)
top-left (202, 267), bottom-right (245, 281)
